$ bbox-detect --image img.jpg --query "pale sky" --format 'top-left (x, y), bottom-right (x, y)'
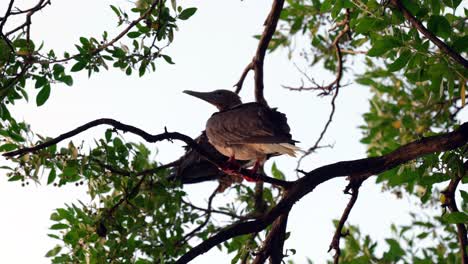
top-left (0, 0), bottom-right (466, 263)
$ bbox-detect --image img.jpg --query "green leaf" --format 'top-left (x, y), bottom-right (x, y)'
top-left (355, 17), bottom-right (386, 34)
top-left (383, 238), bottom-right (405, 261)
top-left (162, 55), bottom-right (174, 64)
top-left (47, 168), bottom-right (57, 185)
top-left (0, 143), bottom-right (18, 152)
top-left (271, 162), bottom-right (285, 180)
top-left (367, 37), bottom-right (401, 57)
top-left (460, 190), bottom-right (468, 202)
top-left (127, 31), bottom-right (142, 38)
top-left (0, 38), bottom-right (12, 62)
top-left (60, 75), bottom-right (73, 86)
top-left (45, 246), bottom-right (62, 257)
top-left (452, 36), bottom-right (468, 53)
top-left (35, 76), bottom-right (47, 88)
top-left (388, 49), bottom-right (412, 72)
top-left (443, 212), bottom-right (468, 224)
top-left (442, 0), bottom-right (462, 8)
top-left (110, 5), bottom-right (120, 17)
top-left (79, 37), bottom-right (89, 46)
top-left (427, 15), bottom-right (451, 39)
top-left (8, 175), bottom-right (23, 181)
top-left (70, 61), bottom-right (87, 72)
top-left (50, 223), bottom-right (69, 230)
top-left (36, 84), bottom-right (51, 106)
top-left (179, 7), bottom-right (197, 20)
top-left (320, 0), bottom-right (334, 12)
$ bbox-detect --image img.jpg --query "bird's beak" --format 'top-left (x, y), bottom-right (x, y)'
top-left (183, 90), bottom-right (215, 105)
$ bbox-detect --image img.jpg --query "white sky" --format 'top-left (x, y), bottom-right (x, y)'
top-left (0, 0), bottom-right (466, 263)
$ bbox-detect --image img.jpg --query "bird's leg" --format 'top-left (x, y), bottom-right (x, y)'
top-left (221, 155), bottom-right (241, 174)
top-left (243, 159), bottom-right (261, 182)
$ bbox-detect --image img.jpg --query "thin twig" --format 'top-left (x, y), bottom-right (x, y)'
top-left (252, 213), bottom-right (289, 264)
top-left (283, 9), bottom-right (349, 94)
top-left (328, 179), bottom-right (363, 264)
top-left (177, 187), bottom-right (219, 246)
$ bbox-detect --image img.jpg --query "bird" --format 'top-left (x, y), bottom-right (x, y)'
top-left (167, 131), bottom-right (245, 186)
top-left (183, 89), bottom-right (299, 181)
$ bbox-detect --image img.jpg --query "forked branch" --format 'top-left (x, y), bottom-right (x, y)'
top-left (234, 0), bottom-right (285, 106)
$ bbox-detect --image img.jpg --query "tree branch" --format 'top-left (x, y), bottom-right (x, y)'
top-left (252, 213), bottom-right (289, 264)
top-left (2, 118), bottom-right (292, 188)
top-left (0, 0), bottom-right (15, 33)
top-left (176, 187), bottom-right (219, 247)
top-left (175, 122), bottom-right (468, 263)
top-left (290, 9), bottom-right (350, 170)
top-left (441, 163), bottom-right (468, 264)
top-left (389, 0), bottom-right (468, 69)
top-left (234, 0), bottom-right (285, 106)
top-left (283, 9), bottom-right (349, 94)
top-left (328, 179), bottom-right (363, 264)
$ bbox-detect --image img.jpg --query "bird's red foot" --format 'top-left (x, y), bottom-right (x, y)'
top-left (242, 173), bottom-right (258, 182)
top-left (221, 158), bottom-right (241, 175)
top-left (242, 162), bottom-right (260, 182)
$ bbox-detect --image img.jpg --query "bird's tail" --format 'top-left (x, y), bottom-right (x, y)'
top-left (277, 143), bottom-right (303, 157)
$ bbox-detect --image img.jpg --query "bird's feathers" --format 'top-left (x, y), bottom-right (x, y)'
top-left (207, 102), bottom-right (296, 147)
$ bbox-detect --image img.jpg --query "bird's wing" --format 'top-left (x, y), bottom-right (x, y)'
top-left (207, 103), bottom-right (296, 145)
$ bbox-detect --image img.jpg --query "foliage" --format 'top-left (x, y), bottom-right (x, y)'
top-left (0, 0), bottom-right (466, 263)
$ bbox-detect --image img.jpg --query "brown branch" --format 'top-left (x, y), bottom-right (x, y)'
top-left (181, 200), bottom-right (247, 220)
top-left (175, 122), bottom-right (468, 263)
top-left (0, 0), bottom-right (15, 33)
top-left (389, 0), bottom-right (468, 69)
top-left (4, 0), bottom-right (51, 37)
top-left (234, 62), bottom-right (253, 94)
top-left (328, 179), bottom-right (363, 264)
top-left (10, 0), bottom-right (49, 15)
top-left (2, 118), bottom-right (292, 188)
top-left (234, 0), bottom-right (285, 106)
top-left (252, 213), bottom-right (289, 264)
top-left (295, 83), bottom-right (339, 172)
top-left (441, 163), bottom-right (468, 264)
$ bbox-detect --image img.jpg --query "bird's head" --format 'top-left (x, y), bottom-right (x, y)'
top-left (183, 89), bottom-right (242, 111)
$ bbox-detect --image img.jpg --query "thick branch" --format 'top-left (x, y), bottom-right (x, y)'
top-left (234, 0), bottom-right (285, 106)
top-left (389, 0), bottom-right (468, 69)
top-left (2, 118), bottom-right (292, 188)
top-left (175, 122), bottom-right (468, 263)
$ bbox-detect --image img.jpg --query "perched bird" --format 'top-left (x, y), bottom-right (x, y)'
top-left (183, 89), bottom-right (299, 181)
top-left (168, 131), bottom-right (245, 185)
